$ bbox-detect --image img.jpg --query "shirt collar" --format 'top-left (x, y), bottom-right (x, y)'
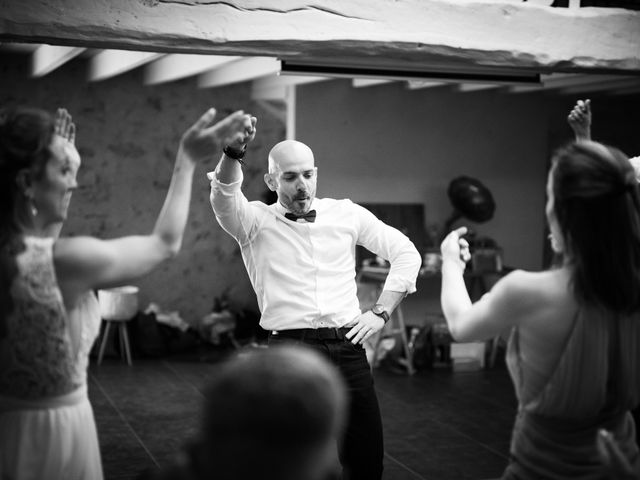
top-left (274, 198), bottom-right (319, 216)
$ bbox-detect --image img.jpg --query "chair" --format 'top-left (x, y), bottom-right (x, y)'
top-left (96, 286), bottom-right (139, 366)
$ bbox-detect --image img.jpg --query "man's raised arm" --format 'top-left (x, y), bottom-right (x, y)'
top-left (208, 115), bottom-right (258, 243)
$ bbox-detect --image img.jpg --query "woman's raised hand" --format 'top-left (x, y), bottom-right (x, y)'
top-left (441, 226), bottom-right (471, 271)
top-left (54, 108), bottom-right (76, 145)
top-left (567, 99), bottom-right (591, 142)
top-left (180, 108), bottom-right (257, 162)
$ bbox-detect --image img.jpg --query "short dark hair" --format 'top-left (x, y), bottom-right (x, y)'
top-left (195, 345), bottom-right (346, 480)
top-left (551, 141), bottom-right (640, 314)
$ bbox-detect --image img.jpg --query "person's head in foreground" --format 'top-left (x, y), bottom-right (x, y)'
top-left (264, 140), bottom-right (318, 216)
top-left (546, 140), bottom-right (640, 314)
top-left (189, 345), bottom-right (346, 480)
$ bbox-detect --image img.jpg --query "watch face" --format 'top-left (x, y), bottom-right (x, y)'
top-left (372, 304), bottom-right (384, 315)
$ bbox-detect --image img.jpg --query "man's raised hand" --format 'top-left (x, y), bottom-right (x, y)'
top-left (180, 109), bottom-right (257, 162)
top-left (567, 99), bottom-right (591, 141)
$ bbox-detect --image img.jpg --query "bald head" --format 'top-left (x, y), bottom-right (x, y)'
top-left (265, 140), bottom-right (318, 215)
top-left (268, 140), bottom-right (315, 174)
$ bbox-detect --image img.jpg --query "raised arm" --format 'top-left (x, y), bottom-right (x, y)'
top-left (208, 116), bottom-right (259, 243)
top-left (567, 99), bottom-right (592, 141)
top-left (566, 100), bottom-right (640, 181)
top-left (212, 115), bottom-right (256, 185)
top-left (54, 108), bottom-right (255, 295)
top-left (440, 227), bottom-right (524, 341)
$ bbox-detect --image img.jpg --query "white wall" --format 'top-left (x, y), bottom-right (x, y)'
top-left (295, 80), bottom-right (549, 270)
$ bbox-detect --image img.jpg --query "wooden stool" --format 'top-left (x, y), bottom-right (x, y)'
top-left (96, 287), bottom-right (138, 366)
top-left (357, 266), bottom-right (415, 375)
top-left (97, 318), bottom-right (133, 366)
top-left (372, 303), bottom-right (415, 375)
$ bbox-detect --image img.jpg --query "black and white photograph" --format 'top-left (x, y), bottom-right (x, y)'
top-left (1, 1), bottom-right (640, 479)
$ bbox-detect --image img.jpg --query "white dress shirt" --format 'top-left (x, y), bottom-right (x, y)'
top-left (210, 171), bottom-right (421, 331)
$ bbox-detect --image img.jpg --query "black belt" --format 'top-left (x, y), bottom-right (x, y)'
top-left (270, 327), bottom-right (352, 341)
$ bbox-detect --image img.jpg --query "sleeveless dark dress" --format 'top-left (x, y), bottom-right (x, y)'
top-left (503, 308), bottom-right (640, 479)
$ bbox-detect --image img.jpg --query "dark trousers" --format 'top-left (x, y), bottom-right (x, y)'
top-left (268, 330), bottom-right (384, 480)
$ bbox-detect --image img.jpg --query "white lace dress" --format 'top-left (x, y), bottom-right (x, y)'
top-left (0, 236), bottom-right (103, 480)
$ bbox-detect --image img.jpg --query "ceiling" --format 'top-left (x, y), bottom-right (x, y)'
top-left (1, 42), bottom-right (639, 100)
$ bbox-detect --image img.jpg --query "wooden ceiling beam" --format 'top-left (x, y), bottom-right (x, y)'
top-left (90, 49), bottom-right (163, 82)
top-left (32, 44), bottom-right (85, 77)
top-left (352, 79), bottom-right (394, 88)
top-left (406, 80), bottom-right (446, 90)
top-left (252, 74), bottom-right (329, 100)
top-left (144, 54), bottom-right (240, 85)
top-left (198, 57), bottom-right (280, 88)
top-left (1, 1), bottom-right (639, 74)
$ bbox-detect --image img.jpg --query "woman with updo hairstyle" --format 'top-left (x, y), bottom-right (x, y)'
top-left (0, 106), bottom-right (256, 479)
top-left (440, 140), bottom-right (640, 479)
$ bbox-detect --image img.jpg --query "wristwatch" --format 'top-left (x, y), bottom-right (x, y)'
top-left (371, 304), bottom-right (390, 324)
top-left (223, 145), bottom-right (247, 164)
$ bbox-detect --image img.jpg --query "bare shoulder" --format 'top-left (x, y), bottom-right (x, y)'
top-left (491, 268), bottom-right (569, 309)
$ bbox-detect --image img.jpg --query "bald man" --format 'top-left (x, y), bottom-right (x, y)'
top-left (208, 129), bottom-right (421, 480)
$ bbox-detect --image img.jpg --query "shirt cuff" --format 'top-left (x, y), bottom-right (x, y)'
top-left (383, 274), bottom-right (417, 295)
top-left (208, 170), bottom-right (243, 194)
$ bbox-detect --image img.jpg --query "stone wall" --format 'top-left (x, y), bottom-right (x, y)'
top-left (0, 53), bottom-right (284, 323)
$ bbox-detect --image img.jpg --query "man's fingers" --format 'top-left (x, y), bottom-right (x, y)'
top-left (345, 323), bottom-right (363, 340)
top-left (68, 123), bottom-right (76, 145)
top-left (361, 329), bottom-right (376, 344)
top-left (352, 327), bottom-right (368, 344)
top-left (241, 115), bottom-right (253, 131)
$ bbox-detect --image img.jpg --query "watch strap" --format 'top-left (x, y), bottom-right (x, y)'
top-left (371, 304), bottom-right (390, 323)
top-left (223, 145), bottom-right (247, 164)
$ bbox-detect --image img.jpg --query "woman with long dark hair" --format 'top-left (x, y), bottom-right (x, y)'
top-left (0, 106), bottom-right (255, 479)
top-left (441, 139), bottom-right (640, 478)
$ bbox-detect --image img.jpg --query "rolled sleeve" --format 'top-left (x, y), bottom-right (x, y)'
top-left (209, 170), bottom-right (257, 245)
top-left (383, 245), bottom-right (422, 294)
top-left (353, 202), bottom-right (422, 295)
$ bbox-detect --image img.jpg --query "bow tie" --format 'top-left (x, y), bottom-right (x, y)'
top-left (285, 210), bottom-right (317, 223)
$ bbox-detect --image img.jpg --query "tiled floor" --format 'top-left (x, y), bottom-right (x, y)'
top-left (90, 350), bottom-right (516, 480)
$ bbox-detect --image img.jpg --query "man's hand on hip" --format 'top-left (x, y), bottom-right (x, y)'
top-left (346, 311), bottom-right (385, 345)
